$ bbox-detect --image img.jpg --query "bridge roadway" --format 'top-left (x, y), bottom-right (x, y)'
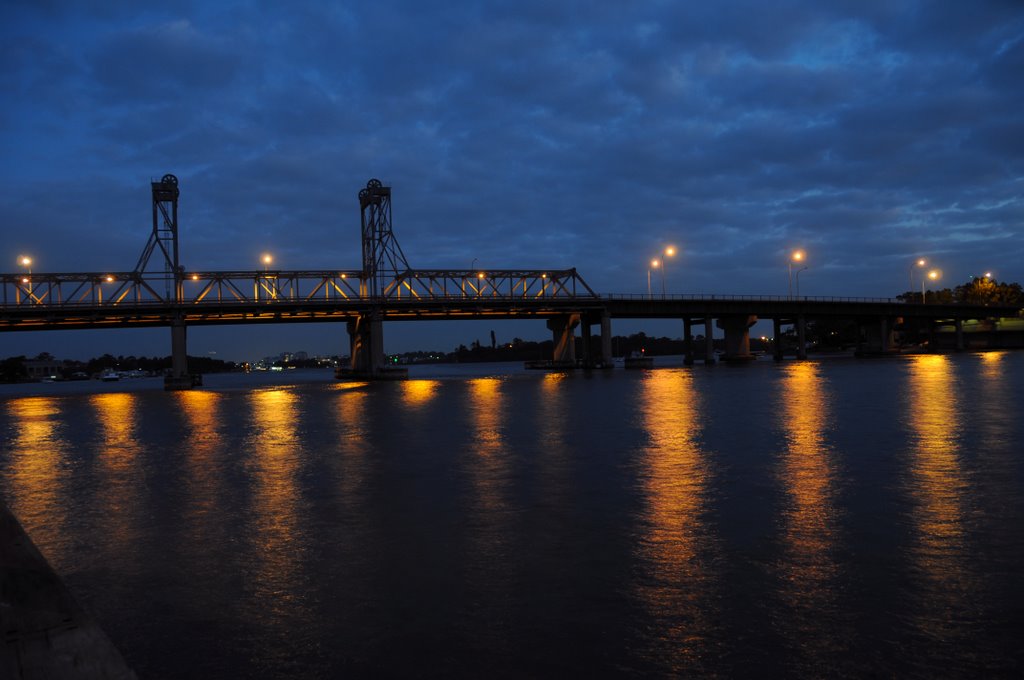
top-left (2, 269), bottom-right (1019, 385)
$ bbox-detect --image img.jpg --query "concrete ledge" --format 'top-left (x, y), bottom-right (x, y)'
top-left (0, 500), bottom-right (136, 680)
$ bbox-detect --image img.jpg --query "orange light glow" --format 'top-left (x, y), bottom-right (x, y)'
top-left (792, 249), bottom-right (805, 262)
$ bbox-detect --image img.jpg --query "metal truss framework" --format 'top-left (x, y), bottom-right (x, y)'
top-left (0, 268), bottom-right (592, 309)
top-left (1, 173), bottom-right (598, 330)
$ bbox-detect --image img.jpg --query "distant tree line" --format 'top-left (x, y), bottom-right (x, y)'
top-left (0, 352), bottom-right (240, 383)
top-left (897, 276), bottom-right (1023, 305)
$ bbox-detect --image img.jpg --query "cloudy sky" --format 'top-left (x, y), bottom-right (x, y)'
top-left (2, 1), bottom-right (1022, 361)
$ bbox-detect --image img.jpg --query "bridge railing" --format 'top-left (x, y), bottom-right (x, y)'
top-left (603, 292), bottom-right (904, 303)
top-left (1, 268), bottom-right (600, 308)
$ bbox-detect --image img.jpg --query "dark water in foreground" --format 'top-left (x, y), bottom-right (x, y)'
top-left (2, 353), bottom-right (1023, 678)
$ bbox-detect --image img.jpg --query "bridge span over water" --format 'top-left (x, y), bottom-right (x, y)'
top-left (2, 175), bottom-right (1019, 387)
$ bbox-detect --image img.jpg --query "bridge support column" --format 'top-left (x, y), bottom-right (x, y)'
top-left (855, 318), bottom-right (899, 356)
top-left (796, 315), bottom-right (808, 360)
top-left (600, 313), bottom-right (613, 367)
top-left (955, 318), bottom-right (965, 351)
top-left (704, 317), bottom-right (716, 364)
top-left (164, 319), bottom-right (199, 390)
top-left (581, 321), bottom-right (592, 365)
top-left (547, 314), bottom-right (580, 365)
top-left (337, 310), bottom-right (407, 380)
top-left (773, 318), bottom-right (784, 361)
top-left (683, 318), bottom-right (694, 366)
top-left (717, 315), bottom-right (758, 362)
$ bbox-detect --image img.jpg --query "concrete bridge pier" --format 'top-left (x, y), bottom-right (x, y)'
top-left (704, 317), bottom-right (716, 364)
top-left (600, 313), bottom-right (613, 367)
top-left (579, 313), bottom-right (613, 368)
top-left (338, 310), bottom-right (407, 380)
top-left (547, 313), bottom-right (580, 366)
top-left (716, 315), bottom-right (757, 362)
top-left (955, 318), bottom-right (965, 351)
top-left (164, 318), bottom-right (199, 390)
top-left (856, 317), bottom-right (899, 356)
top-left (683, 318), bottom-right (694, 365)
top-left (796, 315), bottom-right (808, 360)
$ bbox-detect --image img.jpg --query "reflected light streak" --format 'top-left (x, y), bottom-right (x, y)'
top-left (468, 378), bottom-right (507, 515)
top-left (536, 372), bottom-right (569, 504)
top-left (400, 379), bottom-right (440, 409)
top-left (90, 392), bottom-right (144, 559)
top-left (464, 377), bottom-right (514, 657)
top-left (248, 388), bottom-right (303, 610)
top-left (176, 390), bottom-right (225, 527)
top-left (92, 392), bottom-right (142, 474)
top-left (335, 386), bottom-right (371, 501)
top-left (5, 397), bottom-right (70, 562)
top-left (777, 361), bottom-right (843, 669)
top-left (905, 354), bottom-right (969, 647)
top-left (635, 369), bottom-right (717, 670)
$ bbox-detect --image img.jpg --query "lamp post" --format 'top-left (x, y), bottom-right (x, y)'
top-left (910, 258), bottom-right (926, 301)
top-left (795, 265), bottom-right (808, 298)
top-left (925, 270), bottom-right (937, 303)
top-left (648, 259), bottom-right (660, 299)
top-left (923, 269), bottom-right (940, 303)
top-left (662, 246), bottom-right (676, 297)
top-left (261, 253), bottom-right (273, 271)
top-left (788, 250), bottom-right (805, 299)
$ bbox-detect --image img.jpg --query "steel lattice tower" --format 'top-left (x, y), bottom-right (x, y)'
top-left (134, 173), bottom-right (181, 301)
top-left (359, 178), bottom-right (409, 297)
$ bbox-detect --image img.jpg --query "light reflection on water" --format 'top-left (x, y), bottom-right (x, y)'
top-left (903, 354), bottom-right (972, 669)
top-left (0, 355), bottom-right (1022, 677)
top-left (4, 396), bottom-right (69, 564)
top-left (91, 392), bottom-right (144, 568)
top-left (245, 388), bottom-right (305, 620)
top-left (633, 368), bottom-right (720, 673)
top-left (463, 377), bottom-right (514, 661)
top-left (775, 361), bottom-right (846, 671)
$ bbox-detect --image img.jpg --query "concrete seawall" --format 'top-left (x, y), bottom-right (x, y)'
top-left (1, 500), bottom-right (136, 679)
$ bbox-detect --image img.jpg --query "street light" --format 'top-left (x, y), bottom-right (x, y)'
top-left (795, 265), bottom-right (808, 297)
top-left (923, 269), bottom-right (940, 303)
top-left (788, 250), bottom-right (805, 299)
top-left (910, 258), bottom-right (926, 300)
top-left (648, 259), bottom-right (660, 299)
top-left (661, 246), bottom-right (676, 297)
top-left (261, 253), bottom-right (273, 271)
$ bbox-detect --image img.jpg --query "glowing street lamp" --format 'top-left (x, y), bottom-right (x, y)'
top-left (788, 250), bottom-right (806, 299)
top-left (661, 246), bottom-right (676, 297)
top-left (648, 259), bottom-right (660, 299)
top-left (18, 255), bottom-right (32, 274)
top-left (923, 269), bottom-right (940, 303)
top-left (261, 253), bottom-right (273, 272)
top-left (910, 258), bottom-right (927, 299)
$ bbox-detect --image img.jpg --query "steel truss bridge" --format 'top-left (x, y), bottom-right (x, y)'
top-left (2, 174), bottom-right (1019, 387)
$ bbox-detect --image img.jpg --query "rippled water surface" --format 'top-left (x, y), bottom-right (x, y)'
top-left (2, 353), bottom-right (1023, 677)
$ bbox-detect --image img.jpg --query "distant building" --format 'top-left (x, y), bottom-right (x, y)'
top-left (25, 358), bottom-right (61, 379)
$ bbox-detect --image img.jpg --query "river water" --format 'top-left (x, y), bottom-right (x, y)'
top-left (1, 353), bottom-right (1023, 678)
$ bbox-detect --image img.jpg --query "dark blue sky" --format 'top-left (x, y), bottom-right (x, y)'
top-left (2, 1), bottom-right (1022, 361)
